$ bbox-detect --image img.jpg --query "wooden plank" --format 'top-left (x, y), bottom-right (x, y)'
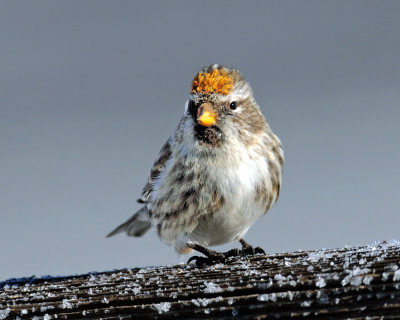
top-left (1, 241), bottom-right (400, 319)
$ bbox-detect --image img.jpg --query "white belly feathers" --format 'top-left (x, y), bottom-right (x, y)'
top-left (190, 144), bottom-right (272, 247)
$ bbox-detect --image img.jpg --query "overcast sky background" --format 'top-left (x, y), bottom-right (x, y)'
top-left (1, 1), bottom-right (399, 281)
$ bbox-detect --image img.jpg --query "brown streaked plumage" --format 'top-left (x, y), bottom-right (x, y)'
top-left (107, 64), bottom-right (284, 265)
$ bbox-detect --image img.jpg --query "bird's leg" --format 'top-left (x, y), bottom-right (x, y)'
top-left (239, 239), bottom-right (266, 256)
top-left (187, 243), bottom-right (240, 266)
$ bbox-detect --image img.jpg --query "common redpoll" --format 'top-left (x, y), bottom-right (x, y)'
top-left (107, 64), bottom-right (284, 265)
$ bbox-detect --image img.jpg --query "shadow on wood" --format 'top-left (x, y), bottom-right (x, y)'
top-left (1, 241), bottom-right (400, 319)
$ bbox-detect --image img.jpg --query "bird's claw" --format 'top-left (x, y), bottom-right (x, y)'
top-left (254, 246), bottom-right (266, 255)
top-left (187, 253), bottom-right (226, 267)
top-left (241, 244), bottom-right (266, 257)
top-left (187, 245), bottom-right (265, 267)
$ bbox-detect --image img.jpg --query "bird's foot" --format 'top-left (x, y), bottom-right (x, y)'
top-left (187, 254), bottom-right (224, 267)
top-left (239, 239), bottom-right (266, 257)
top-left (187, 244), bottom-right (241, 267)
top-left (186, 241), bottom-right (265, 267)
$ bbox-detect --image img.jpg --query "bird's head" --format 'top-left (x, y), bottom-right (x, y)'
top-left (185, 64), bottom-right (266, 147)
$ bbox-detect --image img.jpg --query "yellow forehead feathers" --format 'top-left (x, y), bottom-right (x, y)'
top-left (191, 69), bottom-right (234, 95)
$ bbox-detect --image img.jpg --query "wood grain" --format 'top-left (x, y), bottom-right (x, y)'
top-left (1, 241), bottom-right (400, 319)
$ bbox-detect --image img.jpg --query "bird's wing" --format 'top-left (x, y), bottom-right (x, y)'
top-left (107, 140), bottom-right (172, 239)
top-left (106, 206), bottom-right (151, 238)
top-left (138, 138), bottom-right (172, 204)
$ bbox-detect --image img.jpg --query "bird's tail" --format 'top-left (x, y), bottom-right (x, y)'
top-left (106, 206), bottom-right (151, 238)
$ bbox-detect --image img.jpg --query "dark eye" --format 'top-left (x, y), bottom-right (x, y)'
top-left (229, 101), bottom-right (237, 110)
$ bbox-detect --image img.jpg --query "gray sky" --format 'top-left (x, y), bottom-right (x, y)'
top-left (1, 1), bottom-right (399, 281)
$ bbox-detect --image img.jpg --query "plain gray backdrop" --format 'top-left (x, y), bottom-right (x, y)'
top-left (1, 1), bottom-right (399, 281)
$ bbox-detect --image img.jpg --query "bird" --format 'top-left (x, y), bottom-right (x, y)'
top-left (107, 64), bottom-right (284, 265)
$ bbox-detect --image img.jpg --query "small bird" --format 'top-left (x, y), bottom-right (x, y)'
top-left (107, 64), bottom-right (284, 265)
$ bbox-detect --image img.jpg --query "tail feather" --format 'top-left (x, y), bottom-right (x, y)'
top-left (107, 206), bottom-right (151, 238)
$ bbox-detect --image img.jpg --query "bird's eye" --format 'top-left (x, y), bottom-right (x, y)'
top-left (229, 101), bottom-right (237, 110)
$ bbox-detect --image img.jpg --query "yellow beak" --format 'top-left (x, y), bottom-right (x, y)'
top-left (197, 104), bottom-right (217, 127)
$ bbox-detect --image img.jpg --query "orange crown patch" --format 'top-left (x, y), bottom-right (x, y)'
top-left (191, 69), bottom-right (234, 95)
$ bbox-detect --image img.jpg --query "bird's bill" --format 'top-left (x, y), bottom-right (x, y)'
top-left (197, 104), bottom-right (217, 127)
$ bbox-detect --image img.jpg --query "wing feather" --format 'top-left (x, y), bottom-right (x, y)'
top-left (138, 138), bottom-right (172, 204)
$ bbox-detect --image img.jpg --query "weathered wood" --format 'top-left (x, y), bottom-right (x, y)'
top-left (1, 241), bottom-right (400, 319)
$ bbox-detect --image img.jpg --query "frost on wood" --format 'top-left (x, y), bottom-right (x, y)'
top-left (151, 302), bottom-right (171, 314)
top-left (1, 241), bottom-right (400, 319)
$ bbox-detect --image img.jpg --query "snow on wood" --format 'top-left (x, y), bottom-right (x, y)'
top-left (1, 241), bottom-right (400, 319)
